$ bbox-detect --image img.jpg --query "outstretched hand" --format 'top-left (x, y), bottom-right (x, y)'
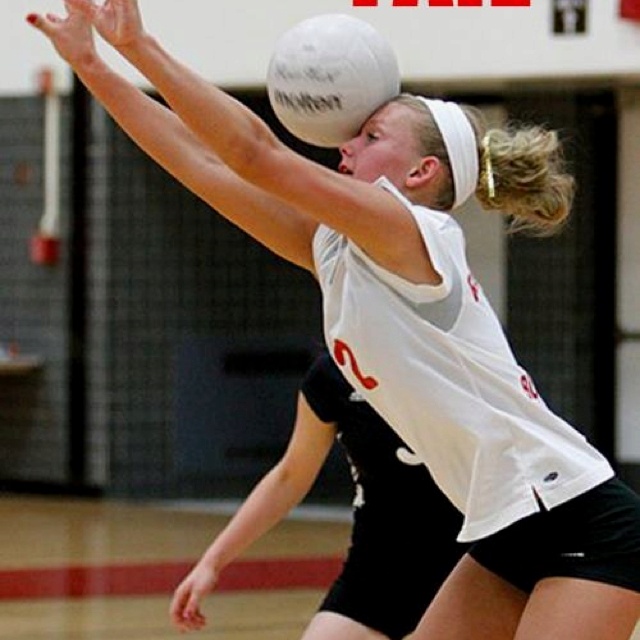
top-left (27, 0), bottom-right (145, 60)
top-left (26, 1), bottom-right (97, 68)
top-left (64, 0), bottom-right (145, 50)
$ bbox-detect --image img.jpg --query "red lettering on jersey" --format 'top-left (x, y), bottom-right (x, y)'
top-left (467, 273), bottom-right (480, 302)
top-left (333, 339), bottom-right (379, 390)
top-left (520, 373), bottom-right (539, 400)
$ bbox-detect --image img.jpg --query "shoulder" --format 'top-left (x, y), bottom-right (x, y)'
top-left (301, 352), bottom-right (354, 422)
top-left (376, 175), bottom-right (462, 236)
top-left (303, 351), bottom-right (351, 393)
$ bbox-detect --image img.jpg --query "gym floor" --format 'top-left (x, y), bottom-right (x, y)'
top-left (0, 495), bottom-right (350, 639)
top-left (0, 495), bottom-right (637, 639)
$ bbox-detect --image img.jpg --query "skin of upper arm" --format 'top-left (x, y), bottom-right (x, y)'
top-left (277, 393), bottom-right (337, 491)
top-left (244, 143), bottom-right (439, 285)
top-left (95, 76), bottom-right (319, 272)
top-left (183, 150), bottom-right (319, 271)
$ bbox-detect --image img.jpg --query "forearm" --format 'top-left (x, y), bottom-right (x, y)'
top-left (117, 33), bottom-right (277, 180)
top-left (200, 465), bottom-right (313, 572)
top-left (69, 54), bottom-right (316, 269)
top-left (72, 54), bottom-right (222, 191)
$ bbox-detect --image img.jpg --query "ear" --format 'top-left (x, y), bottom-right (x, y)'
top-left (405, 156), bottom-right (441, 189)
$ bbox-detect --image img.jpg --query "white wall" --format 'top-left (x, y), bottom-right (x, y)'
top-left (616, 89), bottom-right (640, 462)
top-left (7, 0), bottom-right (640, 96)
top-left (455, 105), bottom-right (507, 322)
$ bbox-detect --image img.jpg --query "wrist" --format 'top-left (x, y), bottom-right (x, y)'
top-left (72, 50), bottom-right (106, 77)
top-left (116, 31), bottom-right (157, 65)
top-left (201, 548), bottom-right (230, 574)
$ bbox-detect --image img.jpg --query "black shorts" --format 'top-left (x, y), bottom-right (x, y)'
top-left (319, 528), bottom-right (466, 640)
top-left (469, 477), bottom-right (640, 594)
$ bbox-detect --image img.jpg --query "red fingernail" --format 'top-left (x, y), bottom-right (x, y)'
top-left (26, 14), bottom-right (38, 25)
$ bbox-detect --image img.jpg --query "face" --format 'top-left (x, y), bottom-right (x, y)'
top-left (338, 102), bottom-right (424, 187)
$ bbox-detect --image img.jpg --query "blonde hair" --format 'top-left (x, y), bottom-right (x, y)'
top-left (393, 94), bottom-right (575, 236)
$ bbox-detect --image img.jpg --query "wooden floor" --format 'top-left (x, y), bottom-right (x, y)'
top-left (0, 494), bottom-right (637, 639)
top-left (0, 495), bottom-right (351, 639)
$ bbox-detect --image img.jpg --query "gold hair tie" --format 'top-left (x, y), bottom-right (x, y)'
top-left (482, 134), bottom-right (496, 200)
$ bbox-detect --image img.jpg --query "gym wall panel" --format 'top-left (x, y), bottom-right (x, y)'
top-left (4, 0), bottom-right (640, 96)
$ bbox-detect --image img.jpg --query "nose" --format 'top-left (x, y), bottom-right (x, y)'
top-left (338, 138), bottom-right (356, 174)
top-left (339, 139), bottom-right (354, 158)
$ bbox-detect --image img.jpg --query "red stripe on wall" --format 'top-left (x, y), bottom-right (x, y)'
top-left (0, 557), bottom-right (343, 600)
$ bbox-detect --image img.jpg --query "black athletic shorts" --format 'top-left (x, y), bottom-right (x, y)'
top-left (319, 532), bottom-right (466, 640)
top-left (469, 477), bottom-right (640, 594)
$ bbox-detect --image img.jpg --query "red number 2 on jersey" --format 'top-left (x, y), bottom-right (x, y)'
top-left (333, 339), bottom-right (379, 390)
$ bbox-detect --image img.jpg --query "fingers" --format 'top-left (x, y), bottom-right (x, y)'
top-left (169, 587), bottom-right (188, 625)
top-left (183, 592), bottom-right (206, 625)
top-left (64, 0), bottom-right (98, 20)
top-left (112, 0), bottom-right (138, 23)
top-left (26, 12), bottom-right (65, 35)
top-left (26, 5), bottom-right (83, 34)
top-left (170, 585), bottom-right (207, 632)
top-left (26, 2), bottom-right (98, 66)
top-left (26, 13), bottom-right (50, 34)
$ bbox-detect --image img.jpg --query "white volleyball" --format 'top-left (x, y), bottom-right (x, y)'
top-left (267, 14), bottom-right (401, 148)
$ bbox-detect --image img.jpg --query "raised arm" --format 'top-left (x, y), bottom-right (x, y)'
top-left (168, 393), bottom-right (337, 632)
top-left (44, 0), bottom-right (427, 277)
top-left (27, 5), bottom-right (318, 270)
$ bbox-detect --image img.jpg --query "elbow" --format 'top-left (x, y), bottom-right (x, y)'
top-left (272, 460), bottom-right (296, 488)
top-left (271, 459), bottom-right (314, 498)
top-left (226, 124), bottom-right (283, 191)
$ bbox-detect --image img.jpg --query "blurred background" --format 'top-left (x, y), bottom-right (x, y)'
top-left (0, 0), bottom-right (639, 508)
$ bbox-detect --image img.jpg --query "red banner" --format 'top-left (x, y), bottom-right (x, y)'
top-left (621, 0), bottom-right (640, 20)
top-left (352, 0), bottom-right (530, 5)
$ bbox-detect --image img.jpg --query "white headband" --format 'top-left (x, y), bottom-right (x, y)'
top-left (415, 97), bottom-right (479, 209)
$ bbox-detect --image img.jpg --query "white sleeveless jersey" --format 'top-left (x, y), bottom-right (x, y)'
top-left (313, 177), bottom-right (613, 542)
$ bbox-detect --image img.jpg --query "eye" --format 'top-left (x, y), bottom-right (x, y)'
top-left (365, 130), bottom-right (379, 143)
